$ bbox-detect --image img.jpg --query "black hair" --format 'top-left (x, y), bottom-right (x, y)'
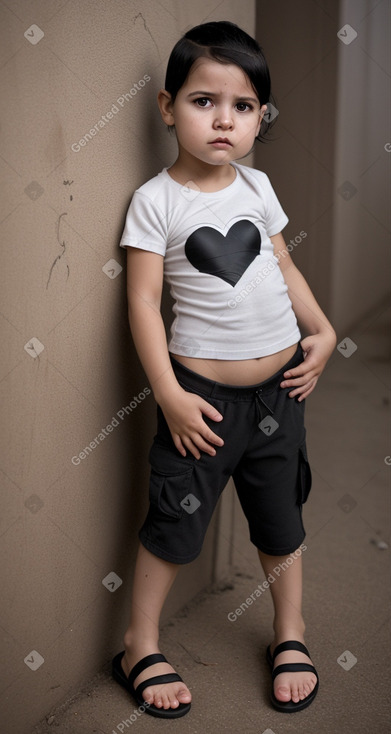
top-left (164, 21), bottom-right (276, 142)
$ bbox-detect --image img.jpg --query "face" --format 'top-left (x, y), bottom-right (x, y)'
top-left (159, 58), bottom-right (267, 167)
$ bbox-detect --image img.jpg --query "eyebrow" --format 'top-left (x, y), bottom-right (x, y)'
top-left (187, 90), bottom-right (259, 104)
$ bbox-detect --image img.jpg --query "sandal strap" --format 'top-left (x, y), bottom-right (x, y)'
top-left (128, 653), bottom-right (168, 687)
top-left (135, 672), bottom-right (183, 699)
top-left (272, 662), bottom-right (318, 681)
top-left (272, 640), bottom-right (310, 661)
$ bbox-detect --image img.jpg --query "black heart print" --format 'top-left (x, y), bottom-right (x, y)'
top-left (185, 220), bottom-right (261, 287)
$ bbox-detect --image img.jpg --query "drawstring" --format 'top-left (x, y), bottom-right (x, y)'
top-left (255, 388), bottom-right (274, 425)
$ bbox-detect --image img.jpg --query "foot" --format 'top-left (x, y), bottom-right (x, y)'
top-left (269, 637), bottom-right (317, 704)
top-left (121, 641), bottom-right (192, 711)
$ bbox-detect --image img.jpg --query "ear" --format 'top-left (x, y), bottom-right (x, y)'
top-left (157, 89), bottom-right (175, 126)
top-left (257, 103), bottom-right (268, 133)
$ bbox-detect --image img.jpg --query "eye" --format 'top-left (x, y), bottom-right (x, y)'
top-left (194, 97), bottom-right (213, 107)
top-left (235, 102), bottom-right (253, 112)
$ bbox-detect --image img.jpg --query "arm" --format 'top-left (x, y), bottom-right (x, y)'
top-left (271, 232), bottom-right (337, 400)
top-left (126, 248), bottom-right (224, 458)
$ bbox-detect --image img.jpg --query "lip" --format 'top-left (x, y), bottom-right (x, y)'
top-left (208, 138), bottom-right (232, 147)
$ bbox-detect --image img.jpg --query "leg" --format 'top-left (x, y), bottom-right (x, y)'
top-left (121, 542), bottom-right (192, 710)
top-left (258, 549), bottom-right (317, 704)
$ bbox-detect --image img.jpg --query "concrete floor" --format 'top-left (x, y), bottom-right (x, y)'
top-left (32, 301), bottom-right (390, 734)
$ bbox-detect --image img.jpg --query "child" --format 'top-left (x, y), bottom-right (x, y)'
top-left (112, 21), bottom-right (336, 718)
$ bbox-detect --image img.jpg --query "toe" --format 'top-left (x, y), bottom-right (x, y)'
top-left (291, 684), bottom-right (300, 703)
top-left (306, 680), bottom-right (314, 696)
top-left (177, 686), bottom-right (192, 704)
top-left (275, 683), bottom-right (291, 702)
top-left (297, 683), bottom-right (305, 701)
top-left (142, 687), bottom-right (154, 705)
top-left (147, 688), bottom-right (163, 709)
top-left (138, 682), bottom-right (191, 712)
top-left (167, 688), bottom-right (179, 708)
top-left (161, 693), bottom-right (171, 710)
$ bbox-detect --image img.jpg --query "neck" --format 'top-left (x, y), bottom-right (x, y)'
top-left (167, 149), bottom-right (236, 192)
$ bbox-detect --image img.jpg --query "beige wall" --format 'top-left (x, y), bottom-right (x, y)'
top-left (0, 2), bottom-right (255, 731)
top-left (255, 0), bottom-right (390, 334)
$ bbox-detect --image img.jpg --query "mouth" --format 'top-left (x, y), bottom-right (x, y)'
top-left (208, 138), bottom-right (232, 147)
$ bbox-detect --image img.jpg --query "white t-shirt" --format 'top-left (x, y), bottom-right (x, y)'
top-left (119, 162), bottom-right (301, 359)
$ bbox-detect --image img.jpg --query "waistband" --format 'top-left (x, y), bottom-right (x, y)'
top-left (170, 344), bottom-right (303, 401)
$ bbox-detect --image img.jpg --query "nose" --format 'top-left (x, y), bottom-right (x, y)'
top-left (213, 105), bottom-right (233, 130)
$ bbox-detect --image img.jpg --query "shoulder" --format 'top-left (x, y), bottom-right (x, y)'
top-left (120, 170), bottom-right (171, 252)
top-left (132, 168), bottom-right (169, 203)
top-left (233, 162), bottom-right (272, 190)
top-left (233, 163), bottom-right (288, 231)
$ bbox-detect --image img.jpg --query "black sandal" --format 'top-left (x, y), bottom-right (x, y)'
top-left (112, 651), bottom-right (191, 719)
top-left (266, 640), bottom-right (319, 712)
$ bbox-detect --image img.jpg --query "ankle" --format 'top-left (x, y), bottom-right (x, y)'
top-left (123, 629), bottom-right (159, 653)
top-left (273, 617), bottom-right (306, 642)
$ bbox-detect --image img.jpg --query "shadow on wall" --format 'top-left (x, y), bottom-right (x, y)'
top-left (255, 0), bottom-right (390, 334)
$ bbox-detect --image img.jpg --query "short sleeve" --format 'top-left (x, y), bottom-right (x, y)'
top-left (119, 191), bottom-right (167, 256)
top-left (263, 175), bottom-right (289, 237)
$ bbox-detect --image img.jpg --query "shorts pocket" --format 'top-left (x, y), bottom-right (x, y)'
top-left (298, 440), bottom-right (312, 504)
top-left (148, 441), bottom-right (194, 520)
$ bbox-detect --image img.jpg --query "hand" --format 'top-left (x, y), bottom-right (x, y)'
top-left (280, 331), bottom-right (336, 400)
top-left (158, 387), bottom-right (224, 459)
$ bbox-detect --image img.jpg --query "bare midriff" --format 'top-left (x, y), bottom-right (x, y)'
top-left (171, 342), bottom-right (299, 386)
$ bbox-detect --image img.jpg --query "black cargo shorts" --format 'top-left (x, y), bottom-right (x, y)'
top-left (139, 344), bottom-right (312, 564)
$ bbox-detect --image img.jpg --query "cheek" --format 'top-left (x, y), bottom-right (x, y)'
top-left (242, 116), bottom-right (262, 136)
top-left (235, 118), bottom-right (257, 138)
top-left (183, 118), bottom-right (204, 141)
top-left (177, 110), bottom-right (198, 131)
top-left (175, 120), bottom-right (202, 149)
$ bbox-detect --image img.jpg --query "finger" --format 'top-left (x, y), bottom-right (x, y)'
top-left (288, 379), bottom-right (317, 400)
top-left (203, 426), bottom-right (224, 447)
top-left (283, 361), bottom-right (314, 379)
top-left (199, 399), bottom-right (223, 422)
top-left (297, 384), bottom-right (316, 401)
top-left (191, 433), bottom-right (218, 457)
top-left (181, 435), bottom-right (201, 460)
top-left (173, 435), bottom-right (187, 457)
top-left (281, 372), bottom-right (316, 389)
top-left (182, 427), bottom-right (222, 458)
top-left (289, 386), bottom-right (306, 399)
top-left (182, 431), bottom-right (220, 459)
top-left (287, 380), bottom-right (313, 397)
